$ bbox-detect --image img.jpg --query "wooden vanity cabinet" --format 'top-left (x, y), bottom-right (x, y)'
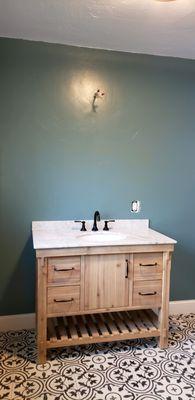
top-left (36, 244), bottom-right (173, 364)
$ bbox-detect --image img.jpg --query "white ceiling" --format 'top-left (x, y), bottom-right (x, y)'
top-left (0, 0), bottom-right (195, 59)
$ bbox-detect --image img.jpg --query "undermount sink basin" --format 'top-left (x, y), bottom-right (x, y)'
top-left (77, 232), bottom-right (128, 243)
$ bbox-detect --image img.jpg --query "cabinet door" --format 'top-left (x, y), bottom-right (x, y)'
top-left (84, 254), bottom-right (129, 310)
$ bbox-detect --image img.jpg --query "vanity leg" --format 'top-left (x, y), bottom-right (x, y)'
top-left (37, 342), bottom-right (47, 364)
top-left (36, 257), bottom-right (47, 364)
top-left (158, 307), bottom-right (168, 348)
top-left (158, 252), bottom-right (171, 349)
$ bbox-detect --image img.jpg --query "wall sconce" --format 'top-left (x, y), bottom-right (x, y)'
top-left (92, 89), bottom-right (105, 112)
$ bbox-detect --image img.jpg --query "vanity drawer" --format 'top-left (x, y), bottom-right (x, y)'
top-left (134, 253), bottom-right (163, 281)
top-left (47, 286), bottom-right (80, 316)
top-left (48, 257), bottom-right (81, 285)
top-left (133, 280), bottom-right (162, 307)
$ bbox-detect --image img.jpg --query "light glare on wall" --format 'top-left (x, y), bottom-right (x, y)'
top-left (70, 71), bottom-right (107, 113)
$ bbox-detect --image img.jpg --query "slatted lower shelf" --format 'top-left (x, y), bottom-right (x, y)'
top-left (47, 309), bottom-right (160, 349)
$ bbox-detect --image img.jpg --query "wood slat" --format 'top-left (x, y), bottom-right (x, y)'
top-left (130, 311), bottom-right (145, 331)
top-left (82, 315), bottom-right (93, 337)
top-left (94, 314), bottom-right (110, 336)
top-left (47, 309), bottom-right (160, 348)
top-left (122, 311), bottom-right (139, 333)
top-left (72, 315), bottom-right (82, 338)
top-left (138, 310), bottom-right (157, 332)
top-left (145, 309), bottom-right (159, 329)
top-left (52, 317), bottom-right (60, 340)
top-left (85, 315), bottom-right (100, 337)
top-left (108, 312), bottom-right (121, 334)
top-left (76, 316), bottom-right (90, 338)
top-left (66, 316), bottom-right (79, 340)
top-left (63, 317), bottom-right (71, 339)
top-left (102, 313), bottom-right (119, 335)
top-left (90, 314), bottom-right (102, 336)
top-left (47, 318), bottom-right (57, 341)
top-left (100, 313), bottom-right (112, 335)
top-left (119, 312), bottom-right (138, 332)
top-left (57, 317), bottom-right (67, 340)
top-left (114, 312), bottom-right (129, 334)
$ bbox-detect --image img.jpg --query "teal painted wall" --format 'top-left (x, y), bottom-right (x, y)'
top-left (0, 38), bottom-right (195, 315)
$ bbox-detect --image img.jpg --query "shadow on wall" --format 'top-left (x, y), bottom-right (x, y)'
top-left (0, 237), bottom-right (35, 316)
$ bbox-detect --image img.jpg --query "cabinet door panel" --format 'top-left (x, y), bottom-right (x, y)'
top-left (84, 254), bottom-right (129, 310)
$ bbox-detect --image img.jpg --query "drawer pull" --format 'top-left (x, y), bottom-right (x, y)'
top-left (139, 291), bottom-right (157, 296)
top-left (54, 298), bottom-right (74, 303)
top-left (139, 263), bottom-right (157, 267)
top-left (54, 267), bottom-right (74, 272)
top-left (125, 259), bottom-right (129, 278)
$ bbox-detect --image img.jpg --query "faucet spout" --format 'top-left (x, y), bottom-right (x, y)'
top-left (92, 210), bottom-right (101, 231)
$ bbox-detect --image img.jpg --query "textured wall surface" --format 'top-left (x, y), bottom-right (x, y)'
top-left (0, 38), bottom-right (195, 315)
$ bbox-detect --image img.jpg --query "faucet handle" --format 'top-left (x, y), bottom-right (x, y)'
top-left (74, 220), bottom-right (87, 231)
top-left (103, 220), bottom-right (115, 231)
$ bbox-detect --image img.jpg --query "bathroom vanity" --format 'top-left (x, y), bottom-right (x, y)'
top-left (32, 219), bottom-right (176, 364)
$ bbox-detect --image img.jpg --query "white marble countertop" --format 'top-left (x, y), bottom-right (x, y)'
top-left (32, 219), bottom-right (177, 250)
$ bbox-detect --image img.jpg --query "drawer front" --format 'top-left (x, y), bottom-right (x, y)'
top-left (48, 257), bottom-right (80, 285)
top-left (133, 280), bottom-right (162, 307)
top-left (134, 253), bottom-right (163, 281)
top-left (47, 286), bottom-right (80, 316)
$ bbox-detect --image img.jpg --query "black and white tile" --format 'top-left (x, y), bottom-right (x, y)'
top-left (0, 314), bottom-right (195, 399)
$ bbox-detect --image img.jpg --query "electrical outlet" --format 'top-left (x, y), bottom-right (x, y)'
top-left (131, 200), bottom-right (141, 213)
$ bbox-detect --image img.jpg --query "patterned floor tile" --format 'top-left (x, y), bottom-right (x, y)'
top-left (0, 314), bottom-right (195, 399)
